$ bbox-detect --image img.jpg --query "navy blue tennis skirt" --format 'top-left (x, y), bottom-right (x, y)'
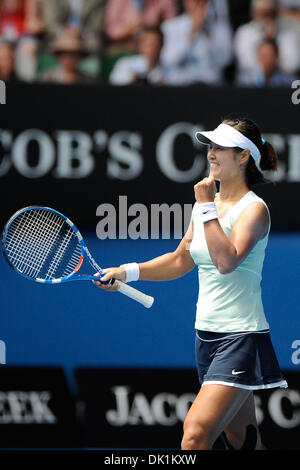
top-left (195, 329), bottom-right (288, 390)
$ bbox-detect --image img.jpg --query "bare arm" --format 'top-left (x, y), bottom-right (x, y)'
top-left (203, 202), bottom-right (269, 274)
top-left (139, 220), bottom-right (195, 281)
top-left (94, 219), bottom-right (195, 289)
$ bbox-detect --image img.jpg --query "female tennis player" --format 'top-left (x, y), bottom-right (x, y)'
top-left (93, 117), bottom-right (288, 450)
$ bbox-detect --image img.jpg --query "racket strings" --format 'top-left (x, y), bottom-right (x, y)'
top-left (61, 245), bottom-right (82, 274)
top-left (5, 209), bottom-right (82, 280)
top-left (6, 210), bottom-right (64, 278)
top-left (7, 211), bottom-right (64, 277)
top-left (45, 224), bottom-right (80, 279)
top-left (7, 212), bottom-right (46, 274)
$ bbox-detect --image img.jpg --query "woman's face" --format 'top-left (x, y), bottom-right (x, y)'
top-left (207, 143), bottom-right (241, 182)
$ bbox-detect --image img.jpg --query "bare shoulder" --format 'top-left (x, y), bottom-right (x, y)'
top-left (232, 202), bottom-right (270, 241)
top-left (239, 201), bottom-right (269, 222)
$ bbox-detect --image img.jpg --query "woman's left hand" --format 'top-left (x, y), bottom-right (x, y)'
top-left (194, 174), bottom-right (217, 204)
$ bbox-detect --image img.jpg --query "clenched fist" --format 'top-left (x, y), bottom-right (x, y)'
top-left (194, 174), bottom-right (217, 204)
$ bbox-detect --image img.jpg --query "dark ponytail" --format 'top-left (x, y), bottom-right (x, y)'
top-left (260, 141), bottom-right (278, 171)
top-left (222, 118), bottom-right (278, 187)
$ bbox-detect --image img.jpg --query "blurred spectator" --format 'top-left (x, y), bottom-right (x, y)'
top-left (237, 38), bottom-right (297, 86)
top-left (159, 0), bottom-right (233, 85)
top-left (0, 40), bottom-right (17, 80)
top-left (109, 26), bottom-right (165, 85)
top-left (234, 0), bottom-right (300, 84)
top-left (38, 30), bottom-right (96, 83)
top-left (0, 0), bottom-right (44, 81)
top-left (41, 0), bottom-right (106, 78)
top-left (0, 0), bottom-right (25, 39)
top-left (279, 0), bottom-right (300, 53)
top-left (24, 0), bottom-right (44, 36)
top-left (41, 0), bottom-right (106, 54)
top-left (104, 0), bottom-right (177, 54)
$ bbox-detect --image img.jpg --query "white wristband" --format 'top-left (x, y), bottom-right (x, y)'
top-left (197, 202), bottom-right (218, 223)
top-left (120, 263), bottom-right (140, 283)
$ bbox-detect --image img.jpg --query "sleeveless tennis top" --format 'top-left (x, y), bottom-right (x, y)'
top-left (189, 190), bottom-right (270, 332)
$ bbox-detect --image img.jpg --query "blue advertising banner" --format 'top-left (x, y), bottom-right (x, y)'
top-left (1, 234), bottom-right (299, 385)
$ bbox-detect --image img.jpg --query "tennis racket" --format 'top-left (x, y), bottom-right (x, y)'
top-left (1, 206), bottom-right (154, 308)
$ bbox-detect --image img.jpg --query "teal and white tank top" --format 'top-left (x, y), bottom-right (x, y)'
top-left (189, 191), bottom-right (270, 332)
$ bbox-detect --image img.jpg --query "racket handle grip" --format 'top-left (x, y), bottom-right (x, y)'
top-left (115, 280), bottom-right (154, 308)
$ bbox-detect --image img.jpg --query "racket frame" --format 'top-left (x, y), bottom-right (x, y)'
top-left (2, 206), bottom-right (154, 308)
top-left (2, 206), bottom-right (104, 284)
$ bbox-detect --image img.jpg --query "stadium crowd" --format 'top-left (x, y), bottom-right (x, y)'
top-left (0, 0), bottom-right (299, 86)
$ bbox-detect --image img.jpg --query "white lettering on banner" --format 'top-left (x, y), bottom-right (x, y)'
top-left (104, 385), bottom-right (300, 431)
top-left (105, 386), bottom-right (196, 426)
top-left (252, 391), bottom-right (300, 430)
top-left (254, 394), bottom-right (264, 426)
top-left (54, 131), bottom-right (95, 178)
top-left (0, 391), bottom-right (57, 424)
top-left (1, 127), bottom-right (300, 182)
top-left (291, 80), bottom-right (300, 105)
top-left (0, 340), bottom-right (5, 364)
top-left (93, 130), bottom-right (108, 152)
top-left (156, 122), bottom-right (206, 183)
top-left (12, 129), bottom-right (55, 178)
top-left (107, 131), bottom-right (143, 180)
top-left (287, 135), bottom-right (300, 182)
top-left (268, 389), bottom-right (300, 429)
top-left (0, 130), bottom-right (12, 176)
top-left (106, 386), bottom-right (129, 426)
top-left (291, 340), bottom-right (300, 365)
top-left (0, 80), bottom-right (6, 104)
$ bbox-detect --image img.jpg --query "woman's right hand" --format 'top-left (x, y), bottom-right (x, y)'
top-left (92, 267), bottom-right (126, 291)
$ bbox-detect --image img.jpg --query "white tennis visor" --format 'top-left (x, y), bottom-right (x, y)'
top-left (195, 123), bottom-right (261, 166)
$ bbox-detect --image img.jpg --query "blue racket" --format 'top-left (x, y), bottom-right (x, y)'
top-left (1, 206), bottom-right (154, 308)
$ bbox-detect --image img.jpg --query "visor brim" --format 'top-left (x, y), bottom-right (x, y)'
top-left (195, 131), bottom-right (235, 148)
top-left (195, 131), bottom-right (211, 145)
